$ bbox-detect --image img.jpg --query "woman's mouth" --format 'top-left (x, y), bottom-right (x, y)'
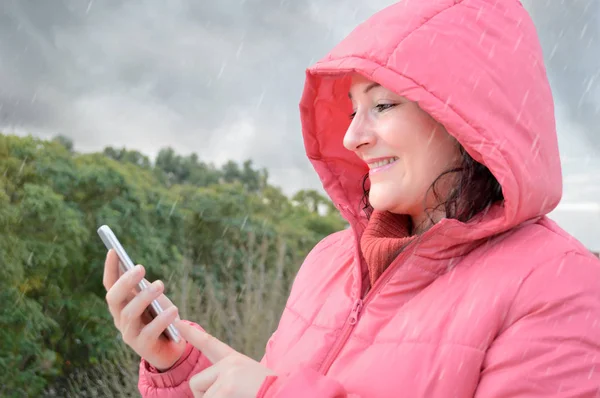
top-left (367, 156), bottom-right (399, 174)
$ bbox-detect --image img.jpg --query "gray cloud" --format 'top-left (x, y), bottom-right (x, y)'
top-left (0, 0), bottom-right (399, 188)
top-left (522, 0), bottom-right (600, 150)
top-left (1, 0), bottom-right (327, 170)
top-left (1, 0), bottom-right (599, 248)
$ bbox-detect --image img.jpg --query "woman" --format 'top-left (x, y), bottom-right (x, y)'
top-left (103, 0), bottom-right (600, 396)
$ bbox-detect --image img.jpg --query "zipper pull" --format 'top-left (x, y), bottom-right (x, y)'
top-left (348, 299), bottom-right (363, 325)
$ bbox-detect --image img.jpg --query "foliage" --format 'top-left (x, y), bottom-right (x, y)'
top-left (0, 133), bottom-right (345, 397)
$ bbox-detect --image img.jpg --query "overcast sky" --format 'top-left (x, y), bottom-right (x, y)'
top-left (1, 0), bottom-right (599, 250)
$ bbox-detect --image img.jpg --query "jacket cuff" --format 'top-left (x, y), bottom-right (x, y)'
top-left (139, 343), bottom-right (200, 388)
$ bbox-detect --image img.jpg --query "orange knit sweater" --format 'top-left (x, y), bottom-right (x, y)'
top-left (360, 210), bottom-right (418, 287)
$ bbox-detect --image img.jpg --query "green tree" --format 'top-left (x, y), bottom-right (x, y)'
top-left (0, 132), bottom-right (345, 396)
top-left (103, 146), bottom-right (151, 168)
top-left (292, 189), bottom-right (338, 215)
top-left (51, 135), bottom-right (74, 153)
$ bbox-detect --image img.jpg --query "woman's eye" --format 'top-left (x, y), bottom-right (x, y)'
top-left (350, 103), bottom-right (396, 119)
top-left (375, 103), bottom-right (397, 112)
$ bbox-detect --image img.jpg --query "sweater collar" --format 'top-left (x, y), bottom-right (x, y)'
top-left (360, 210), bottom-right (418, 287)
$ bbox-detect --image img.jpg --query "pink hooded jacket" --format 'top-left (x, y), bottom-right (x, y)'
top-left (139, 0), bottom-right (600, 396)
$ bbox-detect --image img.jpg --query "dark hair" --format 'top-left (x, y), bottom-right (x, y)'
top-left (361, 145), bottom-right (504, 228)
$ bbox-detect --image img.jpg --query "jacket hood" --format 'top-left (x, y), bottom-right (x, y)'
top-left (299, 0), bottom-right (561, 252)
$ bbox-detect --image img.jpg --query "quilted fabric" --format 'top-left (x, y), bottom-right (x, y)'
top-left (138, 1), bottom-right (600, 396)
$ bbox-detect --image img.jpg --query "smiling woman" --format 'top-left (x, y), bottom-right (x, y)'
top-left (347, 74), bottom-right (503, 238)
top-left (346, 75), bottom-right (464, 231)
top-left (101, 0), bottom-right (600, 397)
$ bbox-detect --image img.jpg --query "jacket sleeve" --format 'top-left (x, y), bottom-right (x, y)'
top-left (474, 252), bottom-right (600, 397)
top-left (138, 321), bottom-right (211, 398)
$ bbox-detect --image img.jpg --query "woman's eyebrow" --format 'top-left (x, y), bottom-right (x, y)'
top-left (348, 82), bottom-right (381, 99)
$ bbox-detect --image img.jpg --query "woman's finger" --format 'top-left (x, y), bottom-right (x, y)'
top-left (105, 264), bottom-right (145, 320)
top-left (120, 280), bottom-right (165, 340)
top-left (189, 363), bottom-right (222, 395)
top-left (135, 279), bottom-right (179, 324)
top-left (201, 383), bottom-right (222, 398)
top-left (102, 249), bottom-right (120, 291)
top-left (141, 278), bottom-right (176, 309)
top-left (176, 321), bottom-right (235, 364)
top-left (138, 305), bottom-right (180, 343)
top-left (154, 294), bottom-right (181, 322)
top-left (154, 289), bottom-right (175, 309)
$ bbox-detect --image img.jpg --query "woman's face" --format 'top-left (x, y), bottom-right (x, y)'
top-left (344, 74), bottom-right (461, 227)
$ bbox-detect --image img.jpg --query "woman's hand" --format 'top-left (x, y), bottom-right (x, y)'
top-left (176, 321), bottom-right (276, 397)
top-left (103, 249), bottom-right (187, 371)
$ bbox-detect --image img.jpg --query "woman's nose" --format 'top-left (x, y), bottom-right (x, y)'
top-left (343, 116), bottom-right (373, 151)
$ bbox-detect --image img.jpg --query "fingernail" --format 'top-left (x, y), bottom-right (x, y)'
top-left (133, 264), bottom-right (143, 275)
top-left (175, 319), bottom-right (186, 328)
top-left (151, 280), bottom-right (163, 292)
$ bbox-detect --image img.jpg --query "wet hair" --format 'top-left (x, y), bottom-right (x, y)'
top-left (360, 145), bottom-right (504, 228)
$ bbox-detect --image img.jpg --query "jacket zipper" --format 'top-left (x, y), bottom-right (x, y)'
top-left (317, 248), bottom-right (412, 375)
top-left (317, 298), bottom-right (362, 375)
top-left (317, 206), bottom-right (446, 376)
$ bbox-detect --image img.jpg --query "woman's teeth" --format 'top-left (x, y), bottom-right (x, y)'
top-left (369, 157), bottom-right (398, 169)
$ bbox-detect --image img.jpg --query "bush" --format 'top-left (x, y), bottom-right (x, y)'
top-left (0, 133), bottom-right (344, 397)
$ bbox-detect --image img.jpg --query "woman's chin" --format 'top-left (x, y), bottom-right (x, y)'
top-left (369, 187), bottom-right (414, 215)
top-left (369, 194), bottom-right (401, 213)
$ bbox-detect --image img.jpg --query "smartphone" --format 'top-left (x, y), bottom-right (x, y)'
top-left (97, 225), bottom-right (180, 343)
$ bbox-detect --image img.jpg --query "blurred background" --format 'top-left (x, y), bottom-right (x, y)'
top-left (1, 0), bottom-right (599, 250)
top-left (0, 0), bottom-right (598, 396)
